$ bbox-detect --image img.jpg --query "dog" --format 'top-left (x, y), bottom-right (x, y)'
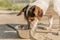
top-left (17, 0), bottom-right (60, 39)
top-left (17, 0), bottom-right (51, 29)
top-left (17, 0), bottom-right (54, 39)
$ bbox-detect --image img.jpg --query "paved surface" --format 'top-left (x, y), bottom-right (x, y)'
top-left (0, 24), bottom-right (31, 40)
top-left (0, 24), bottom-right (19, 39)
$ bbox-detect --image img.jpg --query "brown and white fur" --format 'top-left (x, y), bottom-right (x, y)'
top-left (17, 0), bottom-right (52, 29)
top-left (17, 0), bottom-right (55, 39)
top-left (17, 5), bottom-right (43, 29)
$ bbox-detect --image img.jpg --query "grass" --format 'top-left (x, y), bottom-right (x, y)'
top-left (12, 3), bottom-right (28, 11)
top-left (0, 3), bottom-right (28, 11)
top-left (0, 0), bottom-right (28, 11)
top-left (0, 0), bottom-right (12, 10)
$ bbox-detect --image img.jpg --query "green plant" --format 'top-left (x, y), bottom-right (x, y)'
top-left (0, 0), bottom-right (12, 10)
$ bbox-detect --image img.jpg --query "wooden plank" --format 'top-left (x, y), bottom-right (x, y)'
top-left (0, 11), bottom-right (19, 14)
top-left (0, 15), bottom-right (27, 24)
top-left (0, 14), bottom-right (59, 24)
top-left (0, 14), bottom-right (49, 24)
top-left (0, 39), bottom-right (30, 40)
top-left (36, 29), bottom-right (58, 33)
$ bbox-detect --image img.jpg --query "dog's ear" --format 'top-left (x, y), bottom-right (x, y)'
top-left (38, 7), bottom-right (43, 17)
top-left (17, 5), bottom-right (29, 16)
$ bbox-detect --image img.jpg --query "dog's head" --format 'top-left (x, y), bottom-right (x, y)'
top-left (17, 5), bottom-right (43, 21)
top-left (27, 5), bottom-right (43, 21)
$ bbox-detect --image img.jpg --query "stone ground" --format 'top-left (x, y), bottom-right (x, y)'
top-left (0, 24), bottom-right (18, 39)
top-left (0, 24), bottom-right (30, 40)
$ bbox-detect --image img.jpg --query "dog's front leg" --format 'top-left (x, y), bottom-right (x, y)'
top-left (30, 18), bottom-right (38, 40)
top-left (47, 16), bottom-right (54, 30)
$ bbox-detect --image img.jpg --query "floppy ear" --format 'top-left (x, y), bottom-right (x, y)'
top-left (34, 6), bottom-right (43, 17)
top-left (17, 5), bottom-right (29, 16)
top-left (38, 7), bottom-right (43, 17)
top-left (17, 10), bottom-right (23, 16)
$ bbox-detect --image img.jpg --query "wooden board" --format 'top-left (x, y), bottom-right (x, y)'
top-left (0, 15), bottom-right (27, 24)
top-left (0, 39), bottom-right (30, 40)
